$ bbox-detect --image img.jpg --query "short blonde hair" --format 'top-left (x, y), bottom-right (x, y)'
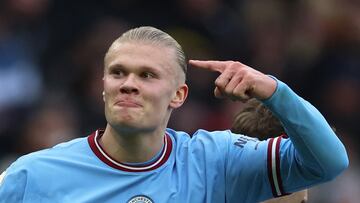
top-left (105, 26), bottom-right (187, 78)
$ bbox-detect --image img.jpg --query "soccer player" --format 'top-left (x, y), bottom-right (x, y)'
top-left (0, 26), bottom-right (348, 203)
top-left (232, 98), bottom-right (308, 203)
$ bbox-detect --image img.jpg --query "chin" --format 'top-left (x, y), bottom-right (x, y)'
top-left (115, 118), bottom-right (138, 128)
top-left (113, 124), bottom-right (156, 134)
top-left (110, 110), bottom-right (138, 123)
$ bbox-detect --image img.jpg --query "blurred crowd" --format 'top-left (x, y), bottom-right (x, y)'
top-left (0, 0), bottom-right (359, 202)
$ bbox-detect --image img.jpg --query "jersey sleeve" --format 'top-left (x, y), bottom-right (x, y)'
top-left (225, 78), bottom-right (349, 202)
top-left (262, 78), bottom-right (349, 194)
top-left (225, 133), bottom-right (274, 202)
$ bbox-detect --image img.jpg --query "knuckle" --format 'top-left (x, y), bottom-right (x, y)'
top-left (214, 79), bottom-right (223, 87)
top-left (227, 60), bottom-right (236, 64)
top-left (229, 62), bottom-right (239, 70)
top-left (233, 61), bottom-right (242, 66)
top-left (225, 84), bottom-right (232, 91)
top-left (230, 61), bottom-right (242, 69)
top-left (215, 76), bottom-right (228, 88)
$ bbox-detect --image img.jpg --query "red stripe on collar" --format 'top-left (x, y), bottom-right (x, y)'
top-left (88, 129), bottom-right (172, 172)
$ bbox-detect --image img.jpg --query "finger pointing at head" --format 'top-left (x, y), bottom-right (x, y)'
top-left (189, 60), bottom-right (227, 73)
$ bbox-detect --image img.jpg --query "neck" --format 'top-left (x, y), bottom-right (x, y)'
top-left (100, 124), bottom-right (165, 163)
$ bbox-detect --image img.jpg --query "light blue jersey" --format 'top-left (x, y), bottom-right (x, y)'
top-left (0, 80), bottom-right (348, 203)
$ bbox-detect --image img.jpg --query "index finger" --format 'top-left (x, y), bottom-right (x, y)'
top-left (189, 60), bottom-right (226, 73)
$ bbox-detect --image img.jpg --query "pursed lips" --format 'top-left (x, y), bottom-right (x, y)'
top-left (114, 99), bottom-right (142, 108)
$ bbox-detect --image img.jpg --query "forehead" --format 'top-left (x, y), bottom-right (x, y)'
top-left (105, 42), bottom-right (178, 74)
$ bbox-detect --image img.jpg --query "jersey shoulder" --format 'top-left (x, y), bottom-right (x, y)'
top-left (7, 136), bottom-right (88, 172)
top-left (166, 128), bottom-right (233, 147)
top-left (166, 128), bottom-right (260, 149)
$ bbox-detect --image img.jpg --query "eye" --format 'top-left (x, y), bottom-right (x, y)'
top-left (110, 69), bottom-right (124, 77)
top-left (141, 72), bottom-right (155, 79)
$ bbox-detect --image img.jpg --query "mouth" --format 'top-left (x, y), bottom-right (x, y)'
top-left (115, 100), bottom-right (142, 108)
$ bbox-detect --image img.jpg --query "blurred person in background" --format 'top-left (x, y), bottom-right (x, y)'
top-left (0, 0), bottom-right (49, 157)
top-left (0, 26), bottom-right (348, 202)
top-left (0, 97), bottom-right (79, 172)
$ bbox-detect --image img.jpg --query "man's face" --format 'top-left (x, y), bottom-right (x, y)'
top-left (262, 190), bottom-right (308, 203)
top-left (103, 42), bottom-right (187, 132)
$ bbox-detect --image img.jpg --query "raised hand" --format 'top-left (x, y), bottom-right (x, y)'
top-left (189, 60), bottom-right (277, 102)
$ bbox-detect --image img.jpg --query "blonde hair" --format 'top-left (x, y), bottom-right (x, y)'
top-left (105, 26), bottom-right (187, 78)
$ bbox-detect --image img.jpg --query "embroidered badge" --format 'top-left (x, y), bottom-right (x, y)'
top-left (127, 195), bottom-right (154, 203)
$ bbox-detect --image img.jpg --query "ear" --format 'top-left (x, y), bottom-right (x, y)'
top-left (102, 77), bottom-right (106, 102)
top-left (169, 84), bottom-right (188, 109)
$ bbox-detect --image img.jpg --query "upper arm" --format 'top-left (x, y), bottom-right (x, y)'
top-left (224, 133), bottom-right (317, 202)
top-left (225, 132), bottom-right (274, 202)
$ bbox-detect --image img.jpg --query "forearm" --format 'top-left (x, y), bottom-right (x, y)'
top-left (262, 78), bottom-right (348, 180)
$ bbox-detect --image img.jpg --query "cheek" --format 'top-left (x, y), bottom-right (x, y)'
top-left (145, 88), bottom-right (173, 109)
top-left (103, 78), bottom-right (116, 92)
top-left (103, 78), bottom-right (120, 99)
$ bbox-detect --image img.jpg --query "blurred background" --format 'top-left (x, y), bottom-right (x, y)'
top-left (0, 0), bottom-right (359, 202)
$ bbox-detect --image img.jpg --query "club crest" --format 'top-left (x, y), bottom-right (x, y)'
top-left (127, 195), bottom-right (153, 203)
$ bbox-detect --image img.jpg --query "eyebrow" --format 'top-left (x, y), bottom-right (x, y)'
top-left (107, 63), bottom-right (125, 71)
top-left (107, 63), bottom-right (162, 75)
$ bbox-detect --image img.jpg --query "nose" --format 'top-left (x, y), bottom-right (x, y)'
top-left (120, 74), bottom-right (139, 94)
